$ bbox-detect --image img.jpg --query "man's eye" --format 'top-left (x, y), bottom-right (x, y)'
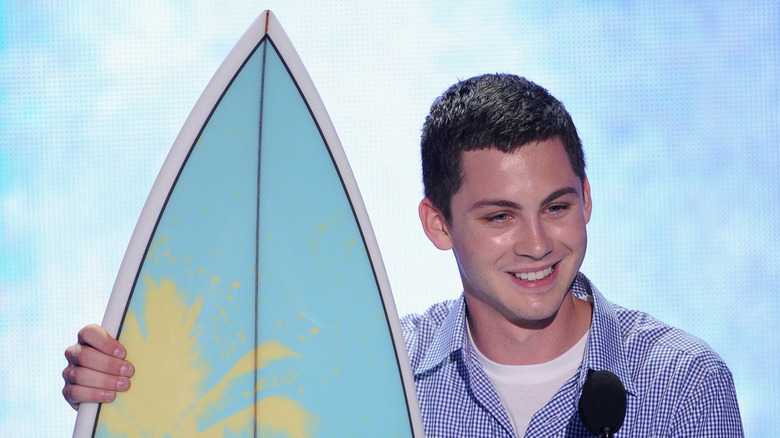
top-left (548, 204), bottom-right (570, 214)
top-left (486, 213), bottom-right (510, 222)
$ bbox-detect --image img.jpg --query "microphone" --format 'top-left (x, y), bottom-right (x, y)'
top-left (578, 370), bottom-right (627, 437)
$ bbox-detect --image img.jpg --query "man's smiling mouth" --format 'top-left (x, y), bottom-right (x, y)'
top-left (513, 266), bottom-right (554, 281)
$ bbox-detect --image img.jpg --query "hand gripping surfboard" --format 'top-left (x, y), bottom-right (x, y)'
top-left (73, 11), bottom-right (423, 437)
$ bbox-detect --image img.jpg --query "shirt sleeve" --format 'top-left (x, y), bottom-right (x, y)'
top-left (670, 365), bottom-right (744, 437)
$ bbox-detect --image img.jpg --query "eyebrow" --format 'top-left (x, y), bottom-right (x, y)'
top-left (468, 187), bottom-right (579, 212)
top-left (541, 187), bottom-right (578, 206)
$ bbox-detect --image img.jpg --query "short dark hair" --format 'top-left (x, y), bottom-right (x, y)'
top-left (421, 73), bottom-right (585, 221)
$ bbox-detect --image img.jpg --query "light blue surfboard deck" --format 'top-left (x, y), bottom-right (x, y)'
top-left (73, 11), bottom-right (423, 437)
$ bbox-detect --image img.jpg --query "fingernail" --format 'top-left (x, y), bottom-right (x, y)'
top-left (113, 347), bottom-right (125, 358)
top-left (120, 363), bottom-right (135, 377)
top-left (116, 378), bottom-right (130, 390)
top-left (103, 390), bottom-right (117, 402)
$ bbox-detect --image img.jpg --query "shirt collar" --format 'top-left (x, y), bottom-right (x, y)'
top-left (573, 273), bottom-right (637, 396)
top-left (413, 272), bottom-right (637, 396)
top-left (415, 294), bottom-right (470, 375)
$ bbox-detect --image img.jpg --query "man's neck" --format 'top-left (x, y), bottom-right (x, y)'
top-left (466, 293), bottom-right (592, 365)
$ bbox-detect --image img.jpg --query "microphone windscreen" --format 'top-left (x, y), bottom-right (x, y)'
top-left (578, 370), bottom-right (627, 436)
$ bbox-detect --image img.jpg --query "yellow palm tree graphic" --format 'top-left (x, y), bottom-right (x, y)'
top-left (98, 276), bottom-right (320, 437)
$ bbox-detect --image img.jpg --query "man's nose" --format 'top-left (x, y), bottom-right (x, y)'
top-left (513, 218), bottom-right (553, 260)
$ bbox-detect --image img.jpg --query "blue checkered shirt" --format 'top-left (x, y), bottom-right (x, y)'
top-left (401, 272), bottom-right (743, 437)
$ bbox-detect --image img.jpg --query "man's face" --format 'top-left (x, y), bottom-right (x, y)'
top-left (426, 138), bottom-right (591, 328)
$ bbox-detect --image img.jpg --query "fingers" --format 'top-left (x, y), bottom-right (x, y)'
top-left (63, 324), bottom-right (134, 410)
top-left (77, 324), bottom-right (127, 359)
top-left (62, 368), bottom-right (122, 410)
top-left (64, 342), bottom-right (134, 377)
top-left (62, 362), bottom-right (131, 409)
top-left (66, 324), bottom-right (133, 376)
top-left (62, 361), bottom-right (132, 392)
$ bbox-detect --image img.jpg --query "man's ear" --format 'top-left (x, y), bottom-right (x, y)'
top-left (582, 175), bottom-right (592, 224)
top-left (418, 198), bottom-right (454, 250)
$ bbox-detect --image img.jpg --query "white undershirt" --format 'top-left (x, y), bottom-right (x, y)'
top-left (469, 326), bottom-right (589, 436)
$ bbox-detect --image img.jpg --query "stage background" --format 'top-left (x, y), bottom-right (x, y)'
top-left (1, 1), bottom-right (777, 435)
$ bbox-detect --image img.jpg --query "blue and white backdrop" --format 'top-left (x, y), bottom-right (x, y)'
top-left (1, 1), bottom-right (778, 435)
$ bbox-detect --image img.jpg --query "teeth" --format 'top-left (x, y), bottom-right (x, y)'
top-left (515, 266), bottom-right (553, 281)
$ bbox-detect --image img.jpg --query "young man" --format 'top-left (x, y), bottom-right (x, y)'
top-left (64, 74), bottom-right (743, 436)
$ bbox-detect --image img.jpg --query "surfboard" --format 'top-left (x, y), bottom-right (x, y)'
top-left (73, 10), bottom-right (423, 437)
